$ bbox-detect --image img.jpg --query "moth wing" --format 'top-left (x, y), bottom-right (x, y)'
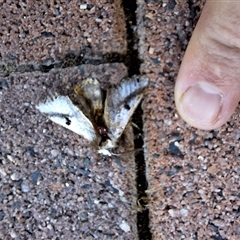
top-left (36, 95), bottom-right (98, 143)
top-left (103, 76), bottom-right (149, 142)
top-left (74, 78), bottom-right (103, 120)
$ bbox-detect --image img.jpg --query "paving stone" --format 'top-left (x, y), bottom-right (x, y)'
top-left (137, 0), bottom-right (240, 239)
top-left (0, 63), bottom-right (139, 239)
top-left (0, 0), bottom-right (127, 74)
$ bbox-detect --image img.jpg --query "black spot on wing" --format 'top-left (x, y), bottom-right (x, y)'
top-left (47, 112), bottom-right (73, 126)
top-left (124, 104), bottom-right (131, 110)
top-left (65, 117), bottom-right (71, 125)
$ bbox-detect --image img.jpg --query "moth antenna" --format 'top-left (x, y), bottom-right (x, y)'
top-left (131, 122), bottom-right (141, 131)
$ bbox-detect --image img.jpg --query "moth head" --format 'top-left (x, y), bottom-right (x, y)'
top-left (97, 125), bottom-right (108, 136)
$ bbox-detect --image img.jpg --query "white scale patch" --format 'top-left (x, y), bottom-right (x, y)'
top-left (36, 76), bottom-right (149, 155)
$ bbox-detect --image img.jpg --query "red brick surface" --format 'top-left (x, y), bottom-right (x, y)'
top-left (1, 0), bottom-right (240, 239)
top-left (0, 0), bottom-right (126, 64)
top-left (138, 0), bottom-right (240, 239)
top-left (0, 64), bottom-right (139, 239)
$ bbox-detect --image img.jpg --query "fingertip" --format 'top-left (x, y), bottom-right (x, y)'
top-left (175, 78), bottom-right (239, 130)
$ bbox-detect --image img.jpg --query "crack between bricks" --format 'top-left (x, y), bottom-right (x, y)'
top-left (121, 0), bottom-right (152, 239)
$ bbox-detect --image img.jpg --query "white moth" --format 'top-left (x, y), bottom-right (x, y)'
top-left (36, 76), bottom-right (149, 156)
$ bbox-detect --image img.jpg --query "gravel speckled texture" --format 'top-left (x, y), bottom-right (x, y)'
top-left (1, 0), bottom-right (240, 239)
top-left (138, 0), bottom-right (240, 239)
top-left (0, 64), bottom-right (139, 239)
top-left (0, 0), bottom-right (126, 65)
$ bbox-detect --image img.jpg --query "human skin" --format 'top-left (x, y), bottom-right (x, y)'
top-left (174, 0), bottom-right (240, 130)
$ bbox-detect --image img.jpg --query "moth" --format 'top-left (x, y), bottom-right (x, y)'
top-left (36, 76), bottom-right (149, 156)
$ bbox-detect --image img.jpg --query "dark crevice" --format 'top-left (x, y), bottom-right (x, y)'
top-left (121, 0), bottom-right (141, 77)
top-left (122, 0), bottom-right (151, 239)
top-left (0, 52), bottom-right (127, 77)
top-left (132, 105), bottom-right (151, 240)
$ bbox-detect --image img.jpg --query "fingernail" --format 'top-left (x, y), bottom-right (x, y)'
top-left (180, 82), bottom-right (223, 125)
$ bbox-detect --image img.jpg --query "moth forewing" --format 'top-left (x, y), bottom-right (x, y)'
top-left (74, 78), bottom-right (103, 120)
top-left (104, 94), bottom-right (143, 143)
top-left (36, 95), bottom-right (99, 143)
top-left (103, 76), bottom-right (149, 142)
